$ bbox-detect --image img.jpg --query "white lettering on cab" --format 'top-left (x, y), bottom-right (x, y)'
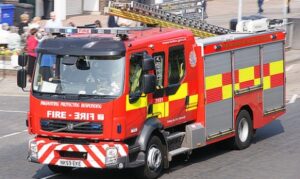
top-left (47, 111), bottom-right (67, 119)
top-left (74, 112), bottom-right (95, 121)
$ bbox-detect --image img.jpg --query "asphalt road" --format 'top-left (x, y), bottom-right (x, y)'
top-left (0, 56), bottom-right (299, 179)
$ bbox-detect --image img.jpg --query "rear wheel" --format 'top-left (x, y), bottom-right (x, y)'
top-left (136, 136), bottom-right (164, 179)
top-left (48, 164), bottom-right (73, 174)
top-left (234, 110), bottom-right (253, 150)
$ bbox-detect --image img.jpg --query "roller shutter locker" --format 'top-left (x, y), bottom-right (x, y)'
top-left (262, 42), bottom-right (285, 113)
top-left (204, 52), bottom-right (233, 137)
top-left (234, 46), bottom-right (261, 91)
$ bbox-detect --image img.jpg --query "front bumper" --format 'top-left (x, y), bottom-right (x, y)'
top-left (27, 138), bottom-right (130, 169)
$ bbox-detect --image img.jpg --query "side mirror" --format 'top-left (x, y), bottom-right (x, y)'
top-left (129, 92), bottom-right (142, 104)
top-left (18, 55), bottom-right (27, 67)
top-left (76, 59), bottom-right (90, 70)
top-left (142, 74), bottom-right (156, 94)
top-left (142, 55), bottom-right (155, 71)
top-left (17, 69), bottom-right (27, 89)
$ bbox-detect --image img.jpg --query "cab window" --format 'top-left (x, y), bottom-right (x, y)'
top-left (129, 53), bottom-right (143, 94)
top-left (153, 52), bottom-right (165, 88)
top-left (168, 45), bottom-right (185, 85)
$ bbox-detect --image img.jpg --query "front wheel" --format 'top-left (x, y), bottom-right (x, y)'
top-left (234, 110), bottom-right (253, 150)
top-left (136, 136), bottom-right (165, 179)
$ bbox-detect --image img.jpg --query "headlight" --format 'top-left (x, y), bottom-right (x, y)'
top-left (28, 140), bottom-right (38, 161)
top-left (30, 142), bottom-right (38, 153)
top-left (105, 147), bottom-right (118, 165)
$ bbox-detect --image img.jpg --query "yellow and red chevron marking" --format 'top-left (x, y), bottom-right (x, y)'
top-left (205, 60), bottom-right (284, 104)
top-left (34, 138), bottom-right (128, 168)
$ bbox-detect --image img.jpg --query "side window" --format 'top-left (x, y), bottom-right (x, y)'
top-left (168, 45), bottom-right (185, 85)
top-left (153, 52), bottom-right (165, 88)
top-left (129, 53), bottom-right (143, 94)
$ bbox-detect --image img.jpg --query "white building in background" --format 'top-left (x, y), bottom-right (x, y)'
top-left (35, 0), bottom-right (100, 20)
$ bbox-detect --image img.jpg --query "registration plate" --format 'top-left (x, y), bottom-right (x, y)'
top-left (58, 159), bottom-right (82, 167)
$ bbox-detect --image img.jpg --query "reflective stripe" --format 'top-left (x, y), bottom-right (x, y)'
top-left (34, 139), bottom-right (128, 169)
top-left (263, 76), bottom-right (271, 90)
top-left (165, 102), bottom-right (169, 117)
top-left (43, 151), bottom-right (55, 164)
top-left (189, 94), bottom-right (198, 105)
top-left (222, 85), bottom-right (232, 100)
top-left (169, 83), bottom-right (188, 101)
top-left (254, 78), bottom-right (261, 86)
top-left (186, 94), bottom-right (198, 111)
top-left (239, 66), bottom-right (254, 83)
top-left (152, 102), bottom-right (165, 118)
top-left (115, 144), bottom-right (127, 157)
top-left (234, 83), bottom-right (240, 91)
top-left (126, 95), bottom-right (147, 111)
top-left (205, 74), bottom-right (222, 90)
top-left (269, 60), bottom-right (283, 75)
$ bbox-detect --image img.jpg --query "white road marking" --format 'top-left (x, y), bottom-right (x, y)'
top-left (0, 109), bottom-right (27, 113)
top-left (0, 130), bottom-right (27, 139)
top-left (288, 94), bottom-right (298, 104)
top-left (286, 65), bottom-right (294, 72)
top-left (40, 173), bottom-right (61, 179)
top-left (0, 94), bottom-right (28, 97)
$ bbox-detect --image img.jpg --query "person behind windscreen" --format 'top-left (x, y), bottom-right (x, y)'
top-left (26, 28), bottom-right (39, 82)
top-left (40, 54), bottom-right (55, 81)
top-left (44, 12), bottom-right (63, 28)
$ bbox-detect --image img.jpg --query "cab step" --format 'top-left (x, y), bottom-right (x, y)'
top-left (166, 132), bottom-right (186, 141)
top-left (166, 132), bottom-right (186, 151)
top-left (168, 147), bottom-right (191, 161)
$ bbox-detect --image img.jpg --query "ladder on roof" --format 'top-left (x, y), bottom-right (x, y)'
top-left (106, 1), bottom-right (231, 38)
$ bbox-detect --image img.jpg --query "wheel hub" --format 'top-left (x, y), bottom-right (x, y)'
top-left (238, 117), bottom-right (249, 142)
top-left (147, 145), bottom-right (162, 170)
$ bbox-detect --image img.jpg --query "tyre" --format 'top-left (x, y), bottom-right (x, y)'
top-left (48, 164), bottom-right (73, 174)
top-left (136, 136), bottom-right (165, 179)
top-left (234, 110), bottom-right (253, 150)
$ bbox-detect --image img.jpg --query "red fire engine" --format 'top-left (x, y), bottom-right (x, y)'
top-left (17, 1), bottom-right (286, 179)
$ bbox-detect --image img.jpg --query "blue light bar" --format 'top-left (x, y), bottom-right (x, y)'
top-left (44, 27), bottom-right (148, 36)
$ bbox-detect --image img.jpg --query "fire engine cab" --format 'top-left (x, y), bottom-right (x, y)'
top-left (17, 1), bottom-right (286, 179)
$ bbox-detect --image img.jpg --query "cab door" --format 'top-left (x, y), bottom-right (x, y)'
top-left (147, 50), bottom-right (168, 121)
top-left (165, 45), bottom-right (188, 127)
top-left (148, 43), bottom-right (189, 128)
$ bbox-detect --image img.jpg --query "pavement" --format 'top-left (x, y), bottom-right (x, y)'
top-left (0, 1), bottom-right (300, 179)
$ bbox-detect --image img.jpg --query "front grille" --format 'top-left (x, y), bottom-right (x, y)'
top-left (41, 119), bottom-right (103, 134)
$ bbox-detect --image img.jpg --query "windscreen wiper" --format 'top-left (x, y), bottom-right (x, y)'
top-left (77, 94), bottom-right (117, 99)
top-left (34, 92), bottom-right (63, 99)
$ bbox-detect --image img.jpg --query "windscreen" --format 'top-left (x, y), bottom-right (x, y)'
top-left (33, 54), bottom-right (125, 98)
